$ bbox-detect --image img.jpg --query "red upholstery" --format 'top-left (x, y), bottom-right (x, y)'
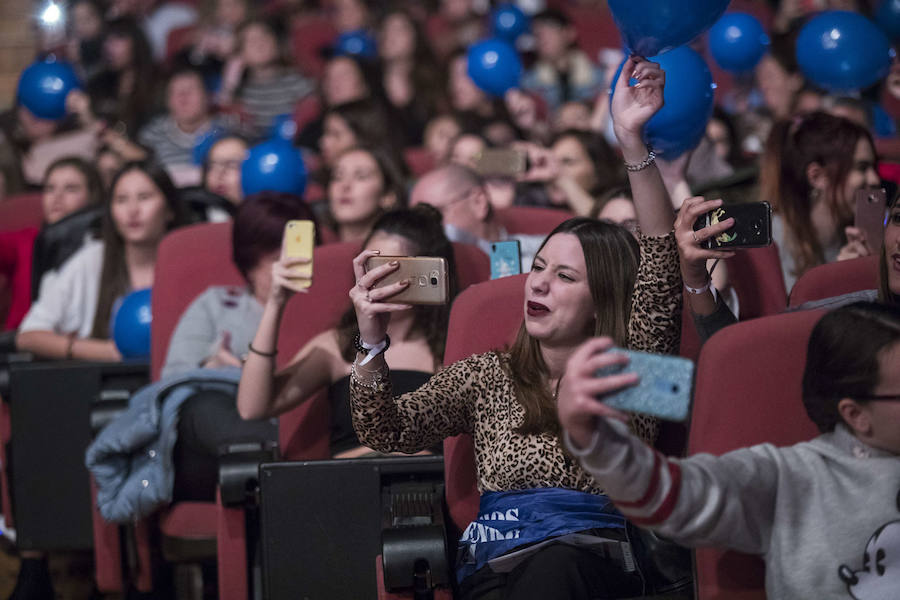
top-left (151, 223), bottom-right (243, 381)
top-left (688, 310), bottom-right (823, 599)
top-left (0, 193), bottom-right (44, 233)
top-left (788, 255), bottom-right (879, 308)
top-left (452, 242), bottom-right (490, 291)
top-left (292, 94), bottom-right (322, 132)
top-left (442, 274), bottom-right (527, 531)
top-left (403, 147), bottom-right (436, 177)
top-left (494, 207), bottom-right (574, 236)
top-left (290, 16), bottom-right (338, 78)
top-left (164, 24), bottom-right (198, 64)
top-left (728, 245), bottom-right (788, 319)
top-left (159, 502), bottom-right (217, 539)
top-left (563, 6), bottom-right (621, 60)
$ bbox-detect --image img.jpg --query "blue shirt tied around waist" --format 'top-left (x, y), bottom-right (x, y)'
top-left (457, 487), bottom-right (626, 583)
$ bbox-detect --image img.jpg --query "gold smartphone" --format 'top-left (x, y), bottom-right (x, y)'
top-left (364, 256), bottom-right (449, 305)
top-left (281, 220), bottom-right (315, 287)
top-left (472, 148), bottom-right (529, 178)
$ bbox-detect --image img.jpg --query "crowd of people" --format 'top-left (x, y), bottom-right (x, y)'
top-left (1, 0), bottom-right (899, 598)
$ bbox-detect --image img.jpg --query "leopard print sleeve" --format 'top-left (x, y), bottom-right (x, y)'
top-left (349, 354), bottom-right (485, 454)
top-left (626, 232), bottom-right (683, 444)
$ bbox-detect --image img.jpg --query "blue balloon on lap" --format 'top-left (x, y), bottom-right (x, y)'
top-left (610, 46), bottom-right (715, 158)
top-left (607, 0), bottom-right (729, 57)
top-left (467, 38), bottom-right (522, 97)
top-left (876, 0), bottom-right (900, 41)
top-left (17, 59), bottom-right (81, 120)
top-left (113, 289), bottom-right (152, 359)
top-left (796, 11), bottom-right (893, 92)
top-left (491, 4), bottom-right (530, 41)
top-left (241, 139), bottom-right (307, 197)
top-left (708, 13), bottom-right (769, 73)
top-left (334, 30), bottom-right (377, 59)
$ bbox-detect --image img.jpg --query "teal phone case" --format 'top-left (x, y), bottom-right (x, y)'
top-left (489, 240), bottom-right (522, 279)
top-left (595, 348), bottom-right (695, 422)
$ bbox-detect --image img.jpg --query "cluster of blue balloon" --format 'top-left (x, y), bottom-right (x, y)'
top-left (113, 289), bottom-right (153, 359)
top-left (708, 12), bottom-right (769, 73)
top-left (17, 58), bottom-right (81, 120)
top-left (465, 4), bottom-right (529, 98)
top-left (334, 30), bottom-right (377, 59)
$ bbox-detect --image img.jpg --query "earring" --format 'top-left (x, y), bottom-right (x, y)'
top-left (809, 188), bottom-right (822, 202)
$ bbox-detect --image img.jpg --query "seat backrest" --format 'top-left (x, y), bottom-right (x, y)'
top-left (688, 309), bottom-right (823, 599)
top-left (788, 255), bottom-right (879, 308)
top-left (403, 147), bottom-right (436, 177)
top-left (442, 274), bottom-right (527, 531)
top-left (0, 192), bottom-right (44, 234)
top-left (728, 244), bottom-right (788, 319)
top-left (290, 16), bottom-right (338, 78)
top-left (494, 206), bottom-right (574, 236)
top-left (152, 222), bottom-right (243, 381)
top-left (451, 242), bottom-right (490, 291)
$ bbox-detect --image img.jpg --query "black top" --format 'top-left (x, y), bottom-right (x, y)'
top-left (327, 369), bottom-right (431, 455)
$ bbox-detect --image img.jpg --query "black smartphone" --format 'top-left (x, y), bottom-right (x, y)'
top-left (692, 201), bottom-right (772, 249)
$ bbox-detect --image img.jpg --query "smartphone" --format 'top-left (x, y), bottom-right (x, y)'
top-left (595, 348), bottom-right (695, 422)
top-left (692, 201), bottom-right (772, 249)
top-left (473, 148), bottom-right (529, 178)
top-left (490, 240), bottom-right (521, 279)
top-left (855, 188), bottom-right (887, 252)
top-left (364, 256), bottom-right (449, 305)
top-left (281, 220), bottom-right (315, 287)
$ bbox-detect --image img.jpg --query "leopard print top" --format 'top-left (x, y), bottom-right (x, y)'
top-left (350, 233), bottom-right (682, 494)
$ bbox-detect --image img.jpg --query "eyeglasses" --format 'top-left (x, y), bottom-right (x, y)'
top-left (854, 394), bottom-right (900, 402)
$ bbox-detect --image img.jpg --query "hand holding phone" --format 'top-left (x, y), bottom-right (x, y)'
top-left (281, 220), bottom-right (315, 288)
top-left (595, 348), bottom-right (695, 422)
top-left (473, 148), bottom-right (529, 178)
top-left (692, 201), bottom-right (772, 249)
top-left (364, 256), bottom-right (449, 305)
top-left (854, 188), bottom-right (887, 252)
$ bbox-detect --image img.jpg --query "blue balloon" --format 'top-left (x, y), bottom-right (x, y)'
top-left (241, 139), bottom-right (307, 197)
top-left (113, 289), bottom-right (152, 359)
top-left (467, 39), bottom-right (522, 98)
top-left (17, 59), bottom-right (81, 120)
top-left (610, 47), bottom-right (715, 158)
top-left (491, 4), bottom-right (530, 41)
top-left (796, 11), bottom-right (894, 92)
top-left (270, 113), bottom-right (298, 142)
top-left (607, 0), bottom-right (729, 57)
top-left (192, 127), bottom-right (226, 165)
top-left (708, 13), bottom-right (769, 73)
top-left (876, 0), bottom-right (900, 41)
top-left (334, 30), bottom-right (377, 59)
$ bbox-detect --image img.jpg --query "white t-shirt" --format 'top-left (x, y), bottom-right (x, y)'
top-left (19, 239), bottom-right (105, 339)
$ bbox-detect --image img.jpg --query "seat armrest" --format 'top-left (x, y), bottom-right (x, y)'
top-left (217, 442), bottom-right (279, 507)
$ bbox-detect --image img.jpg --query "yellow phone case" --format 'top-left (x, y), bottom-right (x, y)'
top-left (282, 220), bottom-right (315, 288)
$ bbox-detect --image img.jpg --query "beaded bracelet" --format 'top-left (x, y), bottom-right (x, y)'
top-left (624, 147), bottom-right (657, 172)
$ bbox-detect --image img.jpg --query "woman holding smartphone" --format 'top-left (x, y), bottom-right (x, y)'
top-left (237, 205), bottom-right (457, 459)
top-left (345, 57), bottom-right (689, 598)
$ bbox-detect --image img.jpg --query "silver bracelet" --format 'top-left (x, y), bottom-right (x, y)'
top-left (624, 147), bottom-right (656, 172)
top-left (350, 360), bottom-right (390, 393)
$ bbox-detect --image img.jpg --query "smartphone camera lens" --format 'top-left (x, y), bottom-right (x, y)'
top-left (430, 276), bottom-right (438, 286)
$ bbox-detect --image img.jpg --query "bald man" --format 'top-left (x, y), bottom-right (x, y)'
top-left (409, 164), bottom-right (544, 270)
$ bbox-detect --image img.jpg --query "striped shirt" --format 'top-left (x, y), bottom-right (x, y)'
top-left (238, 71), bottom-right (314, 139)
top-left (138, 115), bottom-right (228, 168)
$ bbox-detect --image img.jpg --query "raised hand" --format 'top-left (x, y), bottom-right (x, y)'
top-left (675, 197), bottom-right (736, 287)
top-left (269, 256), bottom-right (312, 307)
top-left (611, 56), bottom-right (665, 148)
top-left (349, 250), bottom-right (412, 346)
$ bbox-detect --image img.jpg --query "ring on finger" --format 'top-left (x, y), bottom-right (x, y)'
top-left (366, 290), bottom-right (372, 303)
top-left (691, 231), bottom-right (700, 244)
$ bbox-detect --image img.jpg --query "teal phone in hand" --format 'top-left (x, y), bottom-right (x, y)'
top-left (595, 348), bottom-right (695, 422)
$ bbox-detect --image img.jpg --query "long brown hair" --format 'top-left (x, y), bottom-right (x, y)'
top-left (90, 161), bottom-right (189, 339)
top-left (506, 218), bottom-right (640, 435)
top-left (337, 204), bottom-right (458, 365)
top-left (763, 112), bottom-right (874, 279)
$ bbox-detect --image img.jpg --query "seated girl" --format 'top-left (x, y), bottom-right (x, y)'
top-left (16, 161), bottom-right (188, 360)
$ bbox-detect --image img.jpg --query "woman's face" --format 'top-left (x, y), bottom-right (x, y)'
top-left (333, 0), bottom-right (369, 32)
top-left (706, 119), bottom-right (732, 163)
top-left (205, 138), bottom-right (247, 205)
top-left (379, 13), bottom-right (416, 61)
top-left (322, 57), bottom-right (368, 106)
top-left (111, 170), bottom-right (172, 246)
top-left (449, 134), bottom-right (485, 169)
top-left (554, 102), bottom-right (591, 133)
top-left (329, 150), bottom-right (390, 226)
top-left (97, 150), bottom-right (124, 191)
top-left (449, 55), bottom-right (486, 112)
top-left (524, 233), bottom-right (595, 348)
top-left (553, 135), bottom-right (598, 192)
top-left (104, 33), bottom-right (134, 70)
top-left (72, 1), bottom-right (103, 40)
top-left (320, 114), bottom-right (357, 167)
top-left (885, 201), bottom-right (900, 296)
top-left (247, 249), bottom-right (279, 302)
top-left (241, 23), bottom-right (279, 69)
top-left (533, 21), bottom-right (571, 63)
top-left (215, 0), bottom-right (248, 28)
top-left (755, 55), bottom-right (801, 119)
top-left (597, 197), bottom-right (639, 238)
top-left (43, 166), bottom-right (91, 225)
top-left (425, 116), bottom-right (461, 163)
top-left (837, 138), bottom-right (880, 214)
top-left (167, 73), bottom-right (209, 125)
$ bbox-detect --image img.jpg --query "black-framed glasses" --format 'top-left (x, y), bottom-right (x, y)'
top-left (854, 394), bottom-right (900, 402)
